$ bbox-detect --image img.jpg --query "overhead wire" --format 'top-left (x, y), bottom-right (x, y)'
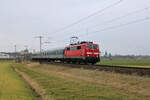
top-left (52, 6), bottom-right (150, 41)
top-left (80, 17), bottom-right (150, 37)
top-left (49, 2), bottom-right (150, 48)
top-left (49, 0), bottom-right (123, 35)
top-left (54, 16), bottom-right (150, 44)
top-left (89, 6), bottom-right (150, 29)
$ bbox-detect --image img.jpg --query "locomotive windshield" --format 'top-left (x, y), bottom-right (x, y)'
top-left (87, 45), bottom-right (98, 50)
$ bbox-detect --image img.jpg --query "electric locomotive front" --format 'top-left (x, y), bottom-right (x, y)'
top-left (64, 42), bottom-right (100, 64)
top-left (84, 42), bottom-right (100, 64)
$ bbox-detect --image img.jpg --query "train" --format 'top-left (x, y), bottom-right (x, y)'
top-left (32, 41), bottom-right (100, 64)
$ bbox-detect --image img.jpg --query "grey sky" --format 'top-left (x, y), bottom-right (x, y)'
top-left (0, 0), bottom-right (150, 55)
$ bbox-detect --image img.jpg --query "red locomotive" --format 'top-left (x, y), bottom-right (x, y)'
top-left (64, 41), bottom-right (100, 64)
top-left (32, 41), bottom-right (100, 64)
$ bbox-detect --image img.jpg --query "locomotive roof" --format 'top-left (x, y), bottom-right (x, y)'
top-left (68, 42), bottom-right (97, 47)
top-left (70, 41), bottom-right (93, 45)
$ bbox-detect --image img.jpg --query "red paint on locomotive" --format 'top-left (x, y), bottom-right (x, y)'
top-left (65, 43), bottom-right (99, 57)
top-left (64, 42), bottom-right (100, 64)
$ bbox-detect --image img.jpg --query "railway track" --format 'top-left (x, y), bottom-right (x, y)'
top-left (46, 62), bottom-right (150, 77)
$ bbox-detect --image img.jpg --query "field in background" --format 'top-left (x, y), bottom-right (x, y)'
top-left (97, 58), bottom-right (150, 68)
top-left (14, 62), bottom-right (150, 100)
top-left (0, 61), bottom-right (40, 100)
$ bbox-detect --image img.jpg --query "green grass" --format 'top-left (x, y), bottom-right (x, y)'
top-left (14, 63), bottom-right (148, 100)
top-left (0, 62), bottom-right (40, 100)
top-left (97, 58), bottom-right (150, 68)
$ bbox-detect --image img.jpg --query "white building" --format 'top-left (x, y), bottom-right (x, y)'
top-left (0, 52), bottom-right (10, 59)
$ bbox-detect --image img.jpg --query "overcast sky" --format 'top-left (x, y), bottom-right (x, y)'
top-left (0, 0), bottom-right (150, 55)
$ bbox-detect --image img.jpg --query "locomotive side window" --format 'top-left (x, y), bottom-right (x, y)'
top-left (77, 46), bottom-right (81, 50)
top-left (67, 46), bottom-right (81, 51)
top-left (67, 47), bottom-right (70, 51)
top-left (70, 47), bottom-right (77, 50)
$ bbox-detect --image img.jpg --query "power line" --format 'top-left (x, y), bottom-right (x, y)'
top-left (73, 6), bottom-right (150, 33)
top-left (61, 6), bottom-right (150, 41)
top-left (53, 17), bottom-right (150, 44)
top-left (81, 17), bottom-right (150, 37)
top-left (90, 6), bottom-right (150, 29)
top-left (51, 6), bottom-right (150, 41)
top-left (47, 3), bottom-right (150, 47)
top-left (50, 0), bottom-right (123, 35)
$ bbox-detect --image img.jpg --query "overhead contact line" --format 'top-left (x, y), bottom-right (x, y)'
top-left (50, 0), bottom-right (123, 35)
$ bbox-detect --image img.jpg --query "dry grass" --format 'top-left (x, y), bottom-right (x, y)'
top-left (13, 66), bottom-right (54, 100)
top-left (14, 62), bottom-right (150, 100)
top-left (29, 63), bottom-right (150, 98)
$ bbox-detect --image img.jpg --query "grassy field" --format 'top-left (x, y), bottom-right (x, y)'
top-left (14, 62), bottom-right (150, 100)
top-left (0, 61), bottom-right (40, 100)
top-left (97, 58), bottom-right (150, 68)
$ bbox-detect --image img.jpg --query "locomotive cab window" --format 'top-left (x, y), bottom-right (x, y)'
top-left (87, 45), bottom-right (98, 49)
top-left (93, 45), bottom-right (98, 49)
top-left (87, 45), bottom-right (93, 49)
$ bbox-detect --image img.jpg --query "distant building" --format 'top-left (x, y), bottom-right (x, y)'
top-left (0, 52), bottom-right (11, 59)
top-left (0, 50), bottom-right (32, 61)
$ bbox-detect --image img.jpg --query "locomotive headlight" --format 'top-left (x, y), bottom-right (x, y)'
top-left (87, 52), bottom-right (92, 54)
top-left (94, 52), bottom-right (99, 55)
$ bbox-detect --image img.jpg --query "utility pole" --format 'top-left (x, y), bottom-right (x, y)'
top-left (35, 36), bottom-right (43, 53)
top-left (24, 45), bottom-right (28, 50)
top-left (14, 45), bottom-right (17, 60)
top-left (14, 45), bottom-right (16, 53)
